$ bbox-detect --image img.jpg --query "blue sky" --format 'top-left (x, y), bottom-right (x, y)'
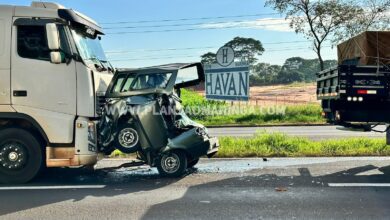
top-left (1, 0), bottom-right (337, 68)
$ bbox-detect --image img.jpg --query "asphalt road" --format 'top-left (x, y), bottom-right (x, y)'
top-left (208, 125), bottom-right (386, 139)
top-left (0, 158), bottom-right (389, 219)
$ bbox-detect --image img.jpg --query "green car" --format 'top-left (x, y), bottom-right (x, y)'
top-left (98, 63), bottom-right (219, 177)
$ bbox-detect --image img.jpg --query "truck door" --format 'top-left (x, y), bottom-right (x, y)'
top-left (11, 20), bottom-right (77, 116)
top-left (0, 7), bottom-right (12, 106)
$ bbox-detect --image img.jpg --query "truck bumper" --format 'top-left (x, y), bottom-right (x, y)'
top-left (46, 147), bottom-right (98, 167)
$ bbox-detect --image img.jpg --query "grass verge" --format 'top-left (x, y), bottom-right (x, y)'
top-left (217, 132), bottom-right (390, 157)
top-left (181, 89), bottom-right (325, 126)
top-left (110, 132), bottom-right (390, 158)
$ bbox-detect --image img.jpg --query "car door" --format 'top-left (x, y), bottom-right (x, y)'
top-left (174, 63), bottom-right (205, 89)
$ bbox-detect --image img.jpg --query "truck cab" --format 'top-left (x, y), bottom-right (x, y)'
top-left (0, 2), bottom-right (113, 183)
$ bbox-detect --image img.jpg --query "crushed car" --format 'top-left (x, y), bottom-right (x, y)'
top-left (98, 63), bottom-right (219, 177)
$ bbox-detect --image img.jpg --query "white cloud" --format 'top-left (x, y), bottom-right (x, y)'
top-left (198, 18), bottom-right (294, 32)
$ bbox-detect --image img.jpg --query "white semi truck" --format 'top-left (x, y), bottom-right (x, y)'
top-left (0, 2), bottom-right (113, 183)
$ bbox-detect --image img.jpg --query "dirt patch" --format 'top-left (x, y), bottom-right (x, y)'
top-left (248, 83), bottom-right (318, 106)
top-left (197, 83), bottom-right (318, 106)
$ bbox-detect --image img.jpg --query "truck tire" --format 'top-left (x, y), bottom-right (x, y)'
top-left (0, 128), bottom-right (43, 184)
top-left (115, 122), bottom-right (140, 154)
top-left (157, 150), bottom-right (187, 177)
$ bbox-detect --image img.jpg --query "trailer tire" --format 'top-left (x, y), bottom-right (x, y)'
top-left (0, 128), bottom-right (43, 184)
top-left (157, 150), bottom-right (187, 177)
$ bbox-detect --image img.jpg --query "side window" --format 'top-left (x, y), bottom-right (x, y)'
top-left (121, 76), bottom-right (135, 92)
top-left (58, 25), bottom-right (71, 56)
top-left (17, 25), bottom-right (50, 61)
top-left (112, 75), bottom-right (125, 93)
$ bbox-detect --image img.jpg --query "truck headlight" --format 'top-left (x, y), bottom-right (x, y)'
top-left (88, 122), bottom-right (97, 143)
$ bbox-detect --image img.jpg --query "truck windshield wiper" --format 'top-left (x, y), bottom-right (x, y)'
top-left (85, 57), bottom-right (107, 72)
top-left (101, 60), bottom-right (115, 74)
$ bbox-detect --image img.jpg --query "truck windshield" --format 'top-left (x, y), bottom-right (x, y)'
top-left (72, 30), bottom-right (107, 63)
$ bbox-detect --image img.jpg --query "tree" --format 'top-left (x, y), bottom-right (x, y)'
top-left (277, 69), bottom-right (305, 83)
top-left (265, 0), bottom-right (360, 70)
top-left (282, 57), bottom-right (337, 82)
top-left (224, 37), bottom-right (265, 64)
top-left (200, 52), bottom-right (217, 64)
top-left (333, 0), bottom-right (390, 43)
top-left (251, 63), bottom-right (281, 84)
top-left (249, 57), bottom-right (337, 86)
top-left (200, 37), bottom-right (264, 65)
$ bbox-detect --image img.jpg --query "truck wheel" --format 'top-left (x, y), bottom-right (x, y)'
top-left (115, 123), bottom-right (140, 154)
top-left (187, 158), bottom-right (199, 168)
top-left (157, 151), bottom-right (187, 177)
top-left (0, 128), bottom-right (43, 184)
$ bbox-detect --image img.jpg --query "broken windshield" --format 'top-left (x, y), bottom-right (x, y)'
top-left (112, 72), bottom-right (172, 93)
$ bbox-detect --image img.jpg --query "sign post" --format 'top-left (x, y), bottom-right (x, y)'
top-left (204, 46), bottom-right (250, 101)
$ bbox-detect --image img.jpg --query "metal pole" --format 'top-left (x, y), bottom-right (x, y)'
top-left (386, 124), bottom-right (390, 145)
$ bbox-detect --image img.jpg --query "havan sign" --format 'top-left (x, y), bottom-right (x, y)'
top-left (204, 46), bottom-right (250, 101)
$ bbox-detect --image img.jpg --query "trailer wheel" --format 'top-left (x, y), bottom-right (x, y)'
top-left (0, 128), bottom-right (43, 184)
top-left (115, 122), bottom-right (140, 154)
top-left (157, 151), bottom-right (187, 177)
top-left (187, 158), bottom-right (199, 168)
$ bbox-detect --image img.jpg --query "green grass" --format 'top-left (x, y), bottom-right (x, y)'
top-left (218, 132), bottom-right (390, 157)
top-left (180, 89), bottom-right (325, 126)
top-left (110, 132), bottom-right (390, 158)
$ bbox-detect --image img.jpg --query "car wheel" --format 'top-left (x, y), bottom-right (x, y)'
top-left (187, 158), bottom-right (199, 168)
top-left (0, 128), bottom-right (43, 184)
top-left (115, 123), bottom-right (140, 154)
top-left (157, 151), bottom-right (187, 177)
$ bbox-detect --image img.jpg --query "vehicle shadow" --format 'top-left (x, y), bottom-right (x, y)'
top-left (0, 164), bottom-right (183, 216)
top-left (0, 163), bottom-right (389, 217)
top-left (141, 164), bottom-right (390, 219)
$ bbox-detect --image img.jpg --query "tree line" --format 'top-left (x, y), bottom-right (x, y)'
top-left (200, 37), bottom-right (337, 85)
top-left (250, 57), bottom-right (337, 86)
top-left (201, 0), bottom-right (389, 78)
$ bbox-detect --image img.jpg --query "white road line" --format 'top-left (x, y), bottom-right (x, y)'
top-left (0, 185), bottom-right (106, 190)
top-left (329, 183), bottom-right (390, 187)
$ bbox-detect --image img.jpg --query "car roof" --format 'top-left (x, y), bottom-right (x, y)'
top-left (116, 63), bottom-right (193, 74)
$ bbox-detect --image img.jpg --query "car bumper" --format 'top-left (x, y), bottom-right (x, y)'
top-left (184, 136), bottom-right (219, 159)
top-left (206, 137), bottom-right (219, 158)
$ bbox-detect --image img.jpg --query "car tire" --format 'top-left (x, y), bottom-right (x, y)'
top-left (157, 151), bottom-right (187, 177)
top-left (187, 158), bottom-right (199, 168)
top-left (0, 128), bottom-right (44, 184)
top-left (115, 122), bottom-right (141, 154)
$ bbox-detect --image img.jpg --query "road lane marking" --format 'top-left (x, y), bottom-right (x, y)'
top-left (329, 183), bottom-right (390, 187)
top-left (0, 185), bottom-right (106, 190)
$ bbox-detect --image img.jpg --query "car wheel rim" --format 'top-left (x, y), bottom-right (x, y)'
top-left (161, 153), bottom-right (180, 174)
top-left (118, 128), bottom-right (139, 149)
top-left (0, 142), bottom-right (28, 171)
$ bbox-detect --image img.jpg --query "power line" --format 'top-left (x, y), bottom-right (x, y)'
top-left (103, 18), bottom-right (288, 30)
top-left (106, 22), bottom-right (290, 34)
top-left (109, 46), bottom-right (333, 62)
top-left (100, 12), bottom-right (281, 25)
top-left (105, 41), bottom-right (310, 55)
top-left (110, 55), bottom-right (199, 62)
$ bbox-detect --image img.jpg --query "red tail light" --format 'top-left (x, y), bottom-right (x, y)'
top-left (357, 90), bottom-right (377, 95)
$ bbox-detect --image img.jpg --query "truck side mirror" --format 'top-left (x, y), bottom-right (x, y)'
top-left (46, 23), bottom-right (60, 51)
top-left (50, 52), bottom-right (63, 64)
